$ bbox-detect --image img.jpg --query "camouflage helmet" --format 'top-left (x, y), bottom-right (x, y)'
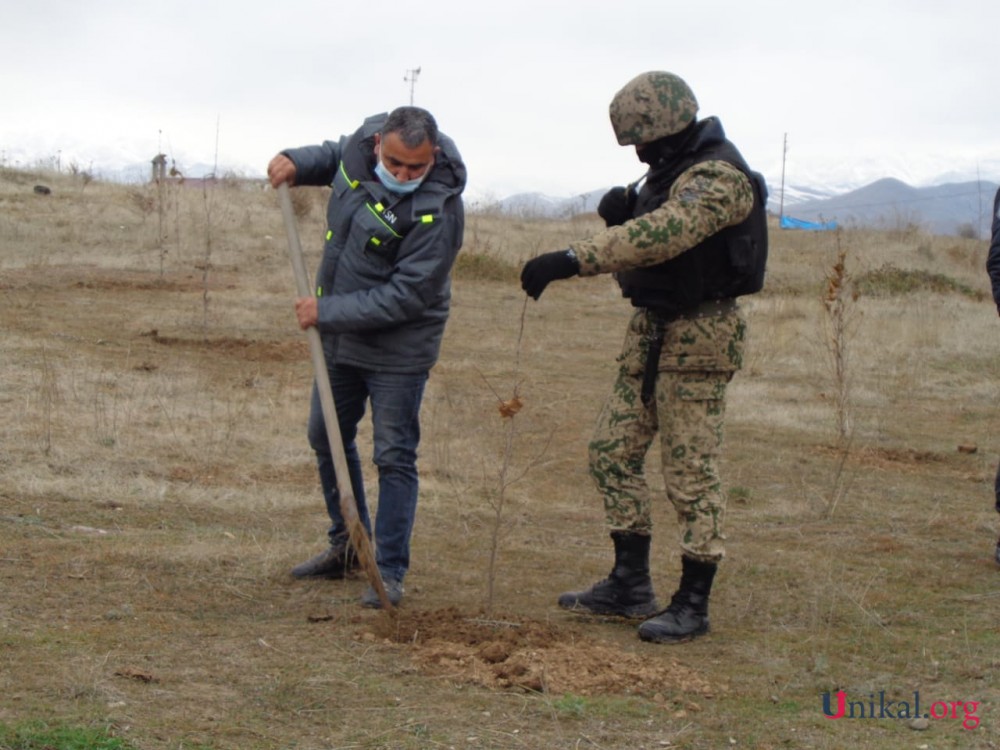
top-left (609, 71), bottom-right (699, 146)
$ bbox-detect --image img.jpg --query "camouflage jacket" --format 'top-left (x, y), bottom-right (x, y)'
top-left (570, 122), bottom-right (755, 278)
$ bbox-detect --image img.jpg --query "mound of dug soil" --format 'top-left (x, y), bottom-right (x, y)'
top-left (366, 607), bottom-right (716, 698)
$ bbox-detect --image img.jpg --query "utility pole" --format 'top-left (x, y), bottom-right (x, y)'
top-left (404, 66), bottom-right (421, 105)
top-left (977, 164), bottom-right (984, 240)
top-left (779, 132), bottom-right (788, 221)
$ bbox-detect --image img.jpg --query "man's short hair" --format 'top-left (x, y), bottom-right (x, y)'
top-left (384, 106), bottom-right (439, 149)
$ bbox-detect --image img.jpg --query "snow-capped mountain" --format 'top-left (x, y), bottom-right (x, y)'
top-left (494, 173), bottom-right (999, 238)
top-left (776, 178), bottom-right (997, 238)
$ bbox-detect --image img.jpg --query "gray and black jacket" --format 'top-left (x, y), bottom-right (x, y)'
top-left (283, 113), bottom-right (466, 373)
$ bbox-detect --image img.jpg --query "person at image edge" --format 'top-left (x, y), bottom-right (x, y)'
top-left (984, 185), bottom-right (1000, 567)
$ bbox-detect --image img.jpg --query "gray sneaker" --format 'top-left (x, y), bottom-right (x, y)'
top-left (290, 538), bottom-right (359, 579)
top-left (361, 577), bottom-right (404, 609)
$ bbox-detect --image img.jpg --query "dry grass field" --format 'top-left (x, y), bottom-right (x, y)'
top-left (1, 166), bottom-right (998, 750)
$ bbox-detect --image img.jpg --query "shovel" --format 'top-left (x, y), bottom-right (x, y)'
top-left (277, 183), bottom-right (393, 611)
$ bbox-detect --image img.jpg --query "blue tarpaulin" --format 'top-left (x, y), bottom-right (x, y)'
top-left (780, 215), bottom-right (837, 231)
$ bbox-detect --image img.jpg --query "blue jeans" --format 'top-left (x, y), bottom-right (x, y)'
top-left (307, 364), bottom-right (428, 583)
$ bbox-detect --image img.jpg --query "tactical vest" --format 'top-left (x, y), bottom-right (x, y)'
top-left (616, 130), bottom-right (768, 316)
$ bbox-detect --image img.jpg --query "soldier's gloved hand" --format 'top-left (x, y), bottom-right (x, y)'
top-left (597, 186), bottom-right (635, 227)
top-left (520, 249), bottom-right (580, 300)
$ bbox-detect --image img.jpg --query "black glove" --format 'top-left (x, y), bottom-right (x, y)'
top-left (520, 249), bottom-right (580, 300)
top-left (597, 186), bottom-right (636, 227)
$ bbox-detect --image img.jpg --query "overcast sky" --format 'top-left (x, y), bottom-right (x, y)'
top-left (3, 0), bottom-right (999, 201)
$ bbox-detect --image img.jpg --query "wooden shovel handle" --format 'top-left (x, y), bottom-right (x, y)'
top-left (277, 183), bottom-right (392, 611)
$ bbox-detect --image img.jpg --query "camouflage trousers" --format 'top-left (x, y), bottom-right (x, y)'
top-left (588, 305), bottom-right (746, 562)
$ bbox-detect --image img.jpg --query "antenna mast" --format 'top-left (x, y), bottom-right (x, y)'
top-left (404, 66), bottom-right (422, 105)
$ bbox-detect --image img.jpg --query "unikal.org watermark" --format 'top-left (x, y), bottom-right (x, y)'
top-left (822, 690), bottom-right (980, 730)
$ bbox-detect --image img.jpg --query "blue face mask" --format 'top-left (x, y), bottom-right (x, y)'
top-left (375, 147), bottom-right (430, 195)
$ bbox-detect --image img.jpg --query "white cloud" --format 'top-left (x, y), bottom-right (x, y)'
top-left (3, 0), bottom-right (999, 197)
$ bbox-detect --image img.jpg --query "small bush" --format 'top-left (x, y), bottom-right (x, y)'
top-left (453, 249), bottom-right (520, 282)
top-left (289, 187), bottom-right (314, 219)
top-left (855, 264), bottom-right (984, 300)
top-left (956, 222), bottom-right (979, 240)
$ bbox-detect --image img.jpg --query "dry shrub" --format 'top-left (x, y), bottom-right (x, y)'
top-left (855, 264), bottom-right (984, 300)
top-left (453, 249), bottom-right (519, 282)
top-left (288, 185), bottom-right (314, 219)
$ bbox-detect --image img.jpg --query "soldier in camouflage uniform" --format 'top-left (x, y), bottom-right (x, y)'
top-left (521, 71), bottom-right (768, 643)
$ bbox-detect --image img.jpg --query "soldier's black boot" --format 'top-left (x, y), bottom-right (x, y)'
top-left (637, 555), bottom-right (717, 643)
top-left (558, 531), bottom-right (659, 618)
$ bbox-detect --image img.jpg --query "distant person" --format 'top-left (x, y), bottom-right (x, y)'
top-left (985, 186), bottom-right (1000, 566)
top-left (267, 106), bottom-right (467, 607)
top-left (520, 71), bottom-right (768, 642)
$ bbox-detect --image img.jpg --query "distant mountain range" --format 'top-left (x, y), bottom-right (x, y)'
top-left (773, 178), bottom-right (997, 238)
top-left (493, 178), bottom-right (999, 239)
top-left (483, 188), bottom-right (608, 218)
